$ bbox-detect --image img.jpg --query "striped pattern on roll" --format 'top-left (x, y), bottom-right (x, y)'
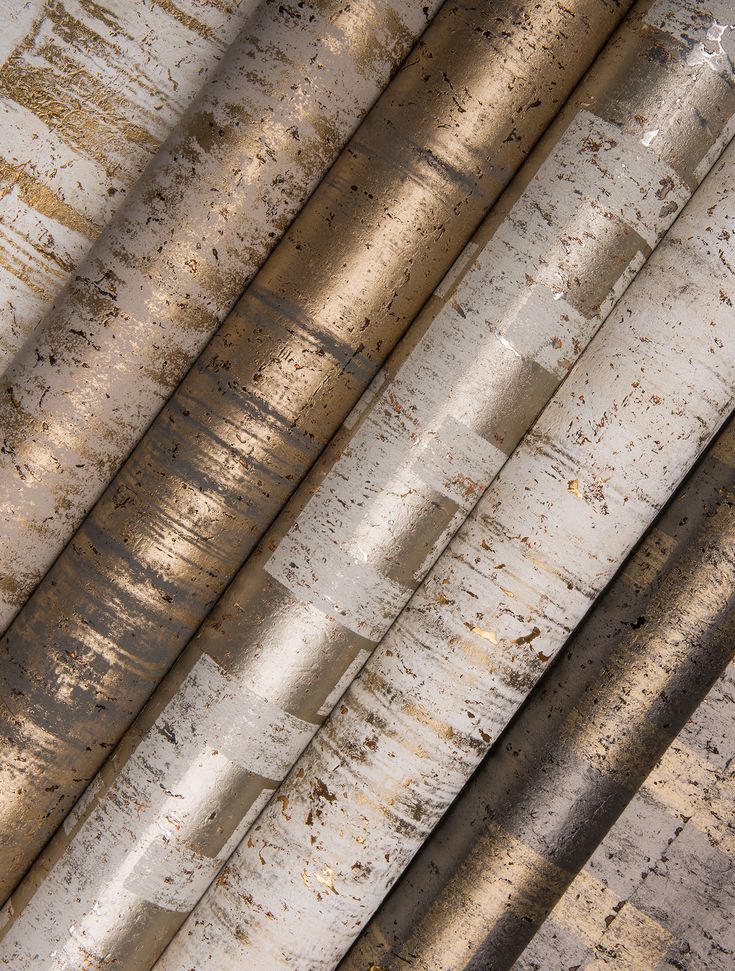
top-left (0, 0), bottom-right (631, 950)
top-left (0, 0), bottom-right (259, 370)
top-left (0, 0), bottom-right (440, 632)
top-left (342, 413), bottom-right (735, 971)
top-left (155, 78), bottom-right (735, 971)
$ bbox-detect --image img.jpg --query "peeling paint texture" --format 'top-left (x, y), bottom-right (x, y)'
top-left (155, 80), bottom-right (735, 971)
top-left (0, 0), bottom-right (634, 948)
top-left (0, 0), bottom-right (442, 632)
top-left (342, 414), bottom-right (735, 971)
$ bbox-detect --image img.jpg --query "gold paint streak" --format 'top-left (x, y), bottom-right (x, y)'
top-left (75, 0), bottom-right (122, 33)
top-left (0, 223), bottom-right (69, 281)
top-left (0, 159), bottom-right (96, 238)
top-left (0, 243), bottom-right (52, 298)
top-left (400, 700), bottom-right (455, 740)
top-left (0, 7), bottom-right (159, 176)
top-left (147, 0), bottom-right (215, 39)
top-left (469, 625), bottom-right (498, 645)
top-left (203, 0), bottom-right (237, 13)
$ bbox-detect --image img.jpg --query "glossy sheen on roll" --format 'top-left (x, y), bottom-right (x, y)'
top-left (0, 0), bottom-right (258, 369)
top-left (0, 0), bottom-right (624, 934)
top-left (341, 415), bottom-right (735, 971)
top-left (0, 0), bottom-right (440, 632)
top-left (158, 114), bottom-right (735, 970)
top-left (519, 661), bottom-right (735, 971)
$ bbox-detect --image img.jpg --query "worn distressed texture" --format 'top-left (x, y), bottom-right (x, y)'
top-left (0, 0), bottom-right (441, 632)
top-left (156, 111), bottom-right (735, 969)
top-left (0, 0), bottom-right (261, 369)
top-left (0, 0), bottom-right (631, 943)
top-left (342, 414), bottom-right (735, 971)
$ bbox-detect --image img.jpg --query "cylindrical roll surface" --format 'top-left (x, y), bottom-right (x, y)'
top-left (0, 0), bottom-right (625, 926)
top-left (158, 91), bottom-right (735, 971)
top-left (342, 414), bottom-right (735, 971)
top-left (0, 0), bottom-right (440, 631)
top-left (518, 657), bottom-right (735, 971)
top-left (0, 0), bottom-right (258, 368)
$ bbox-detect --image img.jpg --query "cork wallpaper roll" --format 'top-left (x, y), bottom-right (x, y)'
top-left (518, 661), bottom-right (735, 971)
top-left (0, 0), bottom-right (628, 928)
top-left (0, 0), bottom-right (260, 369)
top-left (2, 0), bottom-right (722, 959)
top-left (156, 118), bottom-right (735, 968)
top-left (341, 412), bottom-right (735, 971)
top-left (0, 0), bottom-right (441, 632)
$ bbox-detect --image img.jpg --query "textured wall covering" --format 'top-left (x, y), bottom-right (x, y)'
top-left (0, 0), bottom-right (443, 900)
top-left (0, 0), bottom-right (260, 369)
top-left (0, 3), bottom-right (732, 969)
top-left (341, 414), bottom-right (735, 971)
top-left (0, 0), bottom-right (632, 945)
top-left (0, 0), bottom-right (441, 633)
top-left (518, 662), bottom-right (735, 971)
top-left (156, 124), bottom-right (735, 968)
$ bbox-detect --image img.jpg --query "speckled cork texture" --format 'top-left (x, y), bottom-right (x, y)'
top-left (341, 412), bottom-right (735, 971)
top-left (0, 0), bottom-right (260, 371)
top-left (153, 84), bottom-right (735, 971)
top-left (0, 0), bottom-right (632, 946)
top-left (0, 0), bottom-right (441, 633)
top-left (518, 662), bottom-right (735, 971)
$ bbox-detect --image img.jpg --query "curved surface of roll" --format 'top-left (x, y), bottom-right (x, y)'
top-left (0, 0), bottom-right (439, 631)
top-left (0, 0), bottom-right (259, 369)
top-left (519, 659), bottom-right (735, 971)
top-left (157, 75), bottom-right (735, 971)
top-left (0, 0), bottom-right (622, 936)
top-left (342, 414), bottom-right (735, 970)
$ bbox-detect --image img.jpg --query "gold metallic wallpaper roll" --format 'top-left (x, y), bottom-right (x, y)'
top-left (342, 411), bottom-right (735, 971)
top-left (0, 0), bottom-right (441, 633)
top-left (0, 1), bottom-right (733, 969)
top-left (0, 0), bottom-right (630, 916)
top-left (0, 0), bottom-right (260, 369)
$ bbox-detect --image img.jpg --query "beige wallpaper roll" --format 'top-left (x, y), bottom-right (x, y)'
top-left (156, 53), bottom-right (735, 970)
top-left (0, 0), bottom-right (439, 632)
top-left (0, 0), bottom-right (259, 370)
top-left (0, 0), bottom-right (622, 927)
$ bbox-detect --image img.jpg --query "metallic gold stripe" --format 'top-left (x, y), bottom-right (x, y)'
top-left (164, 28), bottom-right (735, 966)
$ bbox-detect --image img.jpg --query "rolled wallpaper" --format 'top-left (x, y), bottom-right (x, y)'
top-left (0, 0), bottom-right (259, 368)
top-left (0, 0), bottom-right (629, 935)
top-left (519, 660), bottom-right (735, 970)
top-left (1, 3), bottom-right (733, 969)
top-left (0, 0), bottom-right (441, 632)
top-left (156, 113), bottom-right (735, 968)
top-left (341, 411), bottom-right (735, 971)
